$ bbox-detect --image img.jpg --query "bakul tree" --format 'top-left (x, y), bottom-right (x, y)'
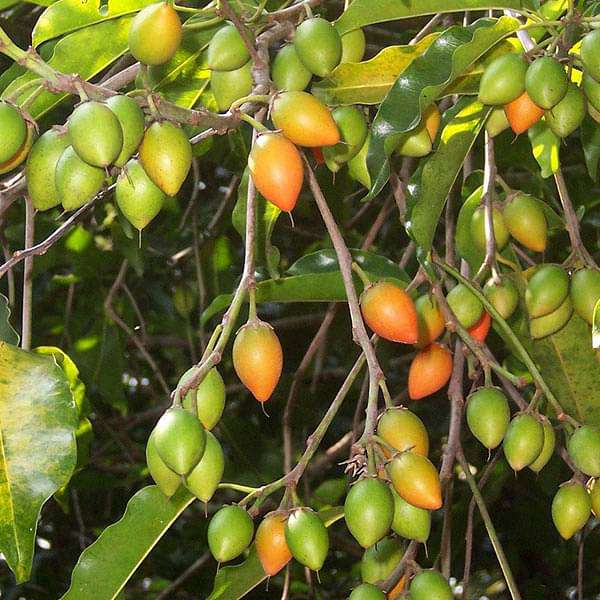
top-left (0, 0), bottom-right (599, 598)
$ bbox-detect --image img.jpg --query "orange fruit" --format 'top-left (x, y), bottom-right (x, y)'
top-left (504, 92), bottom-right (544, 134)
top-left (255, 512), bottom-right (292, 576)
top-left (408, 343), bottom-right (453, 400)
top-left (468, 310), bottom-right (491, 343)
top-left (423, 104), bottom-right (441, 141)
top-left (388, 452), bottom-right (442, 510)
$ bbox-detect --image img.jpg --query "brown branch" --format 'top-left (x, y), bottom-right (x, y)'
top-left (268, 0), bottom-right (321, 22)
top-left (155, 552), bottom-right (212, 600)
top-left (21, 196), bottom-right (34, 349)
top-left (218, 0), bottom-right (263, 66)
top-left (382, 540), bottom-right (419, 593)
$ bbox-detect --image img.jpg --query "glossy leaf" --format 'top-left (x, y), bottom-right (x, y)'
top-left (0, 293), bottom-right (18, 345)
top-left (528, 120), bottom-right (561, 179)
top-left (581, 114), bottom-right (600, 182)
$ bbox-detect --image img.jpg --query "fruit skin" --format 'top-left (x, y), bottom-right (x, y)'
top-left (360, 281), bottom-right (418, 344)
top-left (528, 418), bottom-right (555, 473)
top-left (544, 83), bottom-right (586, 138)
top-left (208, 505), bottom-right (254, 562)
top-left (551, 482), bottom-right (592, 540)
top-left (139, 120), bottom-right (192, 196)
top-left (466, 387), bottom-right (510, 450)
top-left (590, 479), bottom-right (600, 517)
top-left (116, 159), bottom-right (165, 230)
top-left (349, 583), bottom-right (385, 600)
top-left (478, 54), bottom-right (527, 105)
top-left (408, 343), bottom-right (453, 401)
top-left (105, 95), bottom-right (145, 167)
top-left (211, 61), bottom-right (253, 112)
top-left (271, 91), bottom-right (340, 147)
top-left (0, 102), bottom-right (27, 163)
top-left (152, 407), bottom-right (206, 475)
top-left (468, 310), bottom-right (491, 343)
top-left (0, 122), bottom-right (35, 174)
top-left (248, 132), bottom-right (303, 212)
top-left (504, 91), bottom-right (544, 134)
top-left (567, 426), bottom-right (600, 477)
top-left (207, 23), bottom-right (250, 71)
top-left (272, 44), bottom-right (312, 92)
top-left (348, 132), bottom-right (371, 189)
top-left (128, 3), bottom-right (182, 66)
top-left (55, 146), bottom-right (105, 211)
top-left (361, 536), bottom-right (403, 584)
top-left (529, 295), bottom-right (572, 339)
top-left (255, 512), bottom-right (292, 576)
top-left (294, 17), bottom-right (342, 78)
top-left (341, 28), bottom-right (366, 63)
top-left (503, 193), bottom-right (547, 252)
top-left (525, 57), bottom-right (568, 109)
top-left (570, 268), bottom-right (600, 325)
top-left (232, 320), bottom-right (283, 402)
top-left (483, 277), bottom-right (519, 320)
top-left (396, 125), bottom-right (432, 158)
top-left (415, 295), bottom-right (445, 347)
top-left (409, 570), bottom-right (453, 600)
top-left (423, 104), bottom-right (441, 141)
top-left (503, 414), bottom-right (544, 471)
top-left (525, 264), bottom-right (569, 318)
top-left (388, 452), bottom-right (442, 510)
top-left (580, 29), bottom-right (600, 81)
top-left (146, 431), bottom-right (180, 496)
top-left (323, 106), bottom-right (368, 171)
top-left (377, 408), bottom-right (429, 457)
top-left (486, 106), bottom-right (510, 137)
top-left (446, 283), bottom-right (483, 329)
top-left (344, 478), bottom-right (394, 548)
top-left (285, 508), bottom-right (329, 571)
top-left (183, 431), bottom-right (224, 502)
top-left (391, 488), bottom-right (431, 542)
top-left (182, 367), bottom-right (226, 430)
top-left (582, 72), bottom-right (600, 112)
top-left (470, 205), bottom-right (509, 250)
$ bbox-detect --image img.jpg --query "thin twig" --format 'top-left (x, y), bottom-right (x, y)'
top-left (155, 552), bottom-right (212, 600)
top-left (21, 196), bottom-right (34, 350)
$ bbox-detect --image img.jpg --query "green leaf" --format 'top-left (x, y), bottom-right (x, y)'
top-left (528, 120), bottom-right (561, 179)
top-left (0, 293), bottom-right (18, 345)
top-left (61, 487), bottom-right (195, 600)
top-left (581, 114), bottom-right (600, 182)
top-left (455, 184), bottom-right (486, 272)
top-left (0, 342), bottom-right (78, 582)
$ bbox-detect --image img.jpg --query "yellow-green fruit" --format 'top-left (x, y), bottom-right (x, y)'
top-left (528, 418), bottom-right (555, 473)
top-left (146, 430), bottom-right (180, 496)
top-left (294, 17), bottom-right (342, 78)
top-left (0, 122), bottom-right (35, 174)
top-left (570, 268), bottom-right (600, 325)
top-left (116, 159), bottom-right (165, 230)
top-left (105, 95), bottom-right (145, 167)
top-left (323, 106), bottom-right (368, 172)
top-left (182, 367), bottom-right (226, 430)
top-left (391, 488), bottom-right (431, 542)
top-left (415, 294), bottom-right (445, 347)
top-left (271, 44), bottom-right (312, 92)
top-left (552, 482), bottom-right (591, 540)
top-left (567, 426), bottom-right (600, 477)
top-left (55, 146), bottom-right (105, 210)
top-left (340, 28), bottom-right (366, 63)
top-left (285, 508), bottom-right (329, 571)
top-left (211, 61), bottom-right (253, 112)
top-left (348, 133), bottom-right (371, 189)
top-left (478, 54), bottom-right (527, 105)
top-left (208, 505), bottom-right (254, 562)
top-left (0, 102), bottom-right (27, 163)
top-left (582, 72), bottom-right (600, 113)
top-left (470, 205), bottom-right (509, 250)
top-left (349, 584), bottom-right (385, 600)
top-left (503, 414), bottom-right (544, 471)
top-left (581, 29), bottom-right (600, 81)
top-left (486, 107), bottom-right (510, 137)
top-left (139, 121), bottom-right (192, 196)
top-left (525, 264), bottom-right (569, 318)
top-left (503, 193), bottom-right (547, 252)
top-left (483, 277), bottom-right (519, 320)
top-left (525, 57), bottom-right (568, 109)
top-left (396, 125), bottom-right (432, 158)
top-left (184, 430), bottom-right (224, 502)
top-left (591, 479), bottom-right (600, 517)
top-left (361, 537), bottom-right (403, 584)
top-left (207, 23), bottom-right (250, 71)
top-left (446, 283), bottom-right (484, 329)
top-left (544, 83), bottom-right (586, 138)
top-left (466, 387), bottom-right (510, 450)
top-left (410, 570), bottom-right (453, 600)
top-left (529, 295), bottom-right (572, 339)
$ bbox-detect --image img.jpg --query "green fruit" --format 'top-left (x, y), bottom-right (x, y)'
top-left (478, 54), bottom-right (527, 105)
top-left (486, 107), bottom-right (510, 137)
top-left (208, 505), bottom-right (254, 562)
top-left (0, 102), bottom-right (27, 163)
top-left (466, 387), bottom-right (510, 450)
top-left (323, 106), bottom-right (368, 171)
top-left (361, 537), bottom-right (403, 584)
top-left (294, 17), bottom-right (342, 78)
top-left (348, 583), bottom-right (385, 600)
top-left (207, 23), bottom-right (250, 71)
top-left (391, 488), bottom-right (431, 542)
top-left (470, 205), bottom-right (509, 250)
top-left (152, 407), bottom-right (205, 475)
top-left (139, 121), bottom-right (192, 196)
top-left (483, 277), bottom-right (519, 320)
top-left (344, 478), bottom-right (393, 548)
top-left (55, 146), bottom-right (105, 210)
top-left (348, 133), bottom-right (371, 188)
top-left (26, 129), bottom-right (70, 211)
top-left (341, 28), bottom-right (366, 63)
top-left (211, 61), bottom-right (253, 112)
top-left (544, 83), bottom-right (586, 138)
top-left (272, 44), bottom-right (312, 91)
top-left (570, 268), bottom-right (600, 325)
top-left (552, 482), bottom-right (591, 540)
top-left (285, 508), bottom-right (329, 571)
top-left (503, 414), bottom-right (544, 471)
top-left (528, 418), bottom-right (555, 473)
top-left (68, 101), bottom-right (123, 167)
top-left (591, 479), bottom-right (600, 517)
top-left (503, 193), bottom-right (547, 252)
top-left (582, 72), bottom-right (600, 112)
top-left (396, 125), bottom-right (432, 157)
top-left (146, 430), bottom-right (180, 496)
top-left (525, 264), bottom-right (569, 318)
top-left (525, 57), bottom-right (568, 109)
top-left (116, 159), bottom-right (165, 230)
top-left (581, 29), bottom-right (600, 81)
top-left (567, 426), bottom-right (600, 477)
top-left (105, 95), bottom-right (145, 167)
top-left (0, 122), bottom-right (34, 175)
top-left (410, 570), bottom-right (453, 600)
top-left (182, 367), bottom-right (226, 430)
top-left (529, 295), bottom-right (572, 339)
top-left (446, 283), bottom-right (484, 329)
top-left (184, 431), bottom-right (224, 502)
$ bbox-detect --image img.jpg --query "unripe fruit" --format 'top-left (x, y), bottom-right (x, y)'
top-left (484, 277), bottom-right (519, 320)
top-left (0, 122), bottom-right (34, 174)
top-left (570, 268), bottom-right (600, 325)
top-left (55, 146), bottom-right (105, 210)
top-left (415, 295), bottom-right (445, 347)
top-left (341, 28), bottom-right (366, 63)
top-left (591, 479), bottom-right (600, 517)
top-left (285, 508), bottom-right (329, 571)
top-left (582, 72), bottom-right (600, 113)
top-left (470, 205), bottom-right (509, 250)
top-left (146, 431), bottom-right (180, 496)
top-left (391, 488), bottom-right (431, 542)
top-left (468, 310), bottom-right (491, 343)
top-left (409, 570), bottom-right (453, 600)
top-left (552, 482), bottom-right (591, 540)
top-left (271, 91), bottom-right (340, 147)
top-left (128, 2), bottom-right (182, 66)
top-left (139, 121), bottom-right (192, 196)
top-left (360, 281), bottom-right (418, 344)
top-left (503, 414), bottom-right (544, 471)
top-left (0, 102), bottom-right (27, 163)
top-left (208, 505), bottom-right (254, 562)
top-left (504, 92), bottom-right (544, 134)
top-left (377, 408), bottom-right (429, 457)
top-left (152, 407), bottom-right (206, 475)
top-left (396, 125), bottom-right (432, 158)
top-left (344, 478), bottom-right (394, 548)
top-left (529, 295), bottom-right (572, 339)
top-left (105, 95), bottom-right (145, 167)
top-left (503, 192), bottom-right (547, 252)
top-left (207, 23), bottom-right (250, 71)
top-left (232, 320), bottom-right (283, 402)
top-left (478, 54), bottom-right (527, 105)
top-left (248, 132), bottom-right (303, 212)
top-left (528, 417), bottom-right (555, 473)
top-left (255, 512), bottom-right (292, 576)
top-left (182, 367), bottom-right (225, 430)
top-left (525, 264), bottom-right (569, 318)
top-left (525, 57), bottom-right (568, 109)
top-left (466, 387), bottom-right (510, 450)
top-left (486, 106), bottom-right (510, 137)
top-left (544, 83), bottom-right (586, 138)
top-left (183, 431), bottom-right (224, 502)
top-left (349, 583), bottom-right (385, 600)
top-left (408, 343), bottom-right (453, 400)
top-left (211, 61), bottom-right (253, 112)
top-left (348, 133), bottom-right (371, 189)
top-left (294, 17), bottom-right (342, 78)
top-left (567, 426), bottom-right (600, 477)
top-left (361, 536), bottom-right (403, 584)
top-left (388, 452), bottom-right (442, 510)
top-left (271, 44), bottom-right (312, 92)
top-left (580, 29), bottom-right (600, 81)
top-left (446, 283), bottom-right (483, 329)
top-left (323, 106), bottom-right (368, 172)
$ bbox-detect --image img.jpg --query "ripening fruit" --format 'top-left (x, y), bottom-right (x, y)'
top-left (146, 430), bottom-right (180, 496)
top-left (182, 367), bottom-right (225, 430)
top-left (183, 430), bottom-right (224, 502)
top-left (105, 95), bottom-right (145, 167)
top-left (544, 83), bottom-right (586, 138)
top-left (525, 57), bottom-right (568, 109)
top-left (478, 54), bottom-right (527, 105)
top-left (446, 283), bottom-right (483, 329)
top-left (248, 132), bottom-right (303, 212)
top-left (552, 482), bottom-right (592, 540)
top-left (582, 72), bottom-right (600, 113)
top-left (408, 343), bottom-right (453, 400)
top-left (409, 570), bottom-right (453, 600)
top-left (294, 17), bottom-right (342, 78)
top-left (503, 414), bottom-right (544, 471)
top-left (128, 2), bottom-right (182, 66)
top-left (468, 310), bottom-right (491, 343)
top-left (271, 91), bottom-right (340, 147)
top-left (504, 92), bottom-right (544, 134)
top-left (285, 508), bottom-right (329, 571)
top-left (272, 44), bottom-right (312, 92)
top-left (503, 193), bottom-right (547, 252)
top-left (396, 125), bottom-right (432, 158)
top-left (391, 488), bottom-right (431, 542)
top-left (323, 106), bottom-right (368, 172)
top-left (208, 505), bottom-right (254, 562)
top-left (0, 102), bottom-right (27, 163)
top-left (591, 479), bottom-right (600, 517)
top-left (360, 282), bottom-right (418, 344)
top-left (361, 536), bottom-right (403, 584)
top-left (486, 106), bottom-right (510, 137)
top-left (388, 452), bottom-right (442, 510)
top-left (345, 478), bottom-right (394, 548)
top-left (377, 408), bottom-right (429, 457)
top-left (528, 417), bottom-right (555, 473)
top-left (0, 122), bottom-right (34, 174)
top-left (349, 584), bottom-right (385, 600)
top-left (424, 104), bottom-right (441, 141)
top-left (580, 29), bottom-right (600, 81)
top-left (139, 121), bottom-right (192, 196)
top-left (207, 23), bottom-right (250, 71)
top-left (525, 264), bottom-right (569, 318)
top-left (255, 512), bottom-right (292, 576)
top-left (348, 133), bottom-right (371, 189)
top-left (341, 28), bottom-right (366, 63)
top-left (466, 387), bottom-right (510, 450)
top-left (55, 146), bottom-right (105, 210)
top-left (470, 205), bottom-right (509, 250)
top-left (483, 277), bottom-right (519, 320)
top-left (415, 295), bottom-right (445, 347)
top-left (567, 426), bottom-right (600, 477)
top-left (211, 61), bottom-right (253, 112)
top-left (529, 295), bottom-right (572, 339)
top-left (152, 407), bottom-right (206, 475)
top-left (570, 268), bottom-right (600, 325)
top-left (232, 320), bottom-right (283, 402)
